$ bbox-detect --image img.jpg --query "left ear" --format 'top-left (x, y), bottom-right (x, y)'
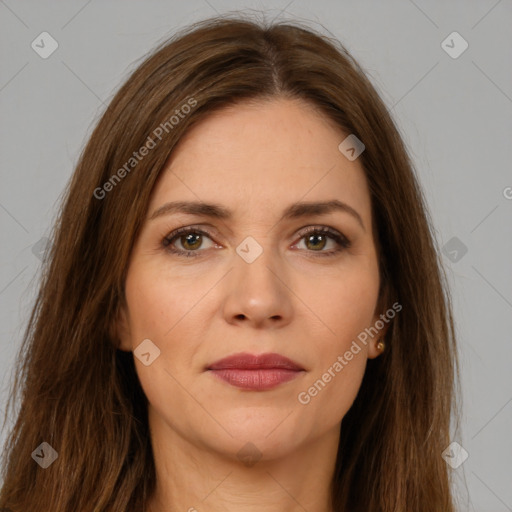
top-left (367, 315), bottom-right (390, 359)
top-left (367, 276), bottom-right (392, 359)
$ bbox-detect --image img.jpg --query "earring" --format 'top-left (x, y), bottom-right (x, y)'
top-left (376, 340), bottom-right (385, 352)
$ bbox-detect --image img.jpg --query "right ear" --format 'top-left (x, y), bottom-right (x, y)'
top-left (109, 303), bottom-right (132, 352)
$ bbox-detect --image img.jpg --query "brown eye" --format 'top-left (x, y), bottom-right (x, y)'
top-left (295, 227), bottom-right (351, 257)
top-left (163, 227), bottom-right (215, 257)
top-left (162, 225), bottom-right (350, 259)
top-left (178, 232), bottom-right (203, 251)
top-left (304, 232), bottom-right (328, 251)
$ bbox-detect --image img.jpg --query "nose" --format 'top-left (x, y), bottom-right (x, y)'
top-left (221, 244), bottom-right (294, 329)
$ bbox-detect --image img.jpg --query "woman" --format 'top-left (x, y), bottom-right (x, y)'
top-left (0, 15), bottom-right (459, 512)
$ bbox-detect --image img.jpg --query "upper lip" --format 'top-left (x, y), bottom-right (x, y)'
top-left (207, 352), bottom-right (304, 371)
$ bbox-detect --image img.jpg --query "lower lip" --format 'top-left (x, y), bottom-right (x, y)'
top-left (208, 368), bottom-right (303, 390)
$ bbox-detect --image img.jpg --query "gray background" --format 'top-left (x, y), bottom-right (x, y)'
top-left (1, 1), bottom-right (511, 510)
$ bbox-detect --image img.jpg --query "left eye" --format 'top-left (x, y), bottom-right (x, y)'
top-left (293, 227), bottom-right (351, 257)
top-left (296, 230), bottom-right (340, 252)
top-left (162, 226), bottom-right (351, 258)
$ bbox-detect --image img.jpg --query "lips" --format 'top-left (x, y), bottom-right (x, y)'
top-left (207, 352), bottom-right (305, 390)
top-left (207, 352), bottom-right (304, 371)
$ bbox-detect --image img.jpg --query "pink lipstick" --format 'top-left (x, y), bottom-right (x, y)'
top-left (207, 352), bottom-right (305, 391)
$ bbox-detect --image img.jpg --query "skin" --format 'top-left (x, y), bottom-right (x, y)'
top-left (114, 97), bottom-right (389, 512)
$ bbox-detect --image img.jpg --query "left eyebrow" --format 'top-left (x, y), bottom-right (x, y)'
top-left (282, 200), bottom-right (365, 231)
top-left (149, 199), bottom-right (365, 231)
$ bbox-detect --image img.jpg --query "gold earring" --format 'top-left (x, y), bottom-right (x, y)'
top-left (376, 340), bottom-right (385, 352)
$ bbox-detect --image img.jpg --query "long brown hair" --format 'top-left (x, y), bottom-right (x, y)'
top-left (0, 15), bottom-right (459, 511)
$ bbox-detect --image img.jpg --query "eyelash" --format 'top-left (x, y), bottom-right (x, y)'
top-left (162, 225), bottom-right (351, 259)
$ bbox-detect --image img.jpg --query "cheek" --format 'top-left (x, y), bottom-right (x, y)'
top-left (122, 269), bottom-right (215, 441)
top-left (295, 267), bottom-right (378, 424)
top-left (123, 262), bottom-right (207, 345)
top-left (300, 355), bottom-right (367, 435)
top-left (297, 336), bottom-right (369, 434)
top-left (307, 264), bottom-right (380, 351)
top-left (123, 262), bottom-right (217, 388)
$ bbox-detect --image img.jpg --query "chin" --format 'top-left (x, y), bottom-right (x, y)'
top-left (206, 411), bottom-right (305, 460)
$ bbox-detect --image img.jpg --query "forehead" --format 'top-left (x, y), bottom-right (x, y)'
top-left (149, 98), bottom-right (372, 224)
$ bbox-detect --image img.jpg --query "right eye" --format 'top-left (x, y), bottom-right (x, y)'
top-left (162, 227), bottom-right (217, 258)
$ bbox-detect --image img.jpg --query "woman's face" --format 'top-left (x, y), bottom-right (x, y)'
top-left (115, 98), bottom-right (385, 462)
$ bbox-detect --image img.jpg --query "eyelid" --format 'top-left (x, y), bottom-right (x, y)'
top-left (293, 225), bottom-right (351, 255)
top-left (162, 224), bottom-right (351, 257)
top-left (162, 226), bottom-right (217, 250)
